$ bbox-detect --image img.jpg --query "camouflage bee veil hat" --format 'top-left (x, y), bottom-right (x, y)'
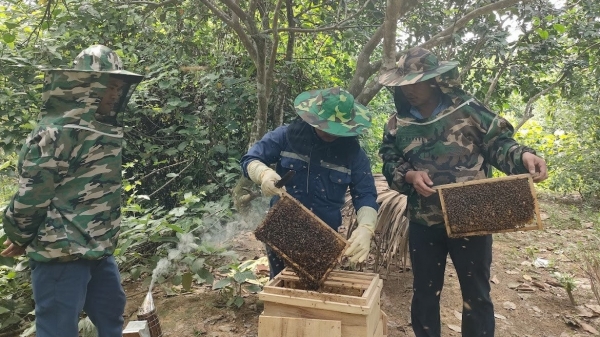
top-left (378, 47), bottom-right (459, 87)
top-left (293, 87), bottom-right (372, 137)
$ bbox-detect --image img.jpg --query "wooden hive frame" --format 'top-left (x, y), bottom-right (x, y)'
top-left (258, 268), bottom-right (386, 337)
top-left (437, 174), bottom-right (543, 238)
top-left (254, 192), bottom-right (348, 287)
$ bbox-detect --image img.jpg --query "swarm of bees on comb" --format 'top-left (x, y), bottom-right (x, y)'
top-left (440, 177), bottom-right (538, 237)
top-left (254, 195), bottom-right (347, 290)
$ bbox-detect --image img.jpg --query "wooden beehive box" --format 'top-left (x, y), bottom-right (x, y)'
top-left (258, 268), bottom-right (387, 337)
top-left (254, 193), bottom-right (348, 287)
top-left (437, 174), bottom-right (543, 238)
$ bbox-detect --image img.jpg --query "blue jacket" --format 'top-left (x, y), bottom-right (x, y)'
top-left (241, 120), bottom-right (378, 230)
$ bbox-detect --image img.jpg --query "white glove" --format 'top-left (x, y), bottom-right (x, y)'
top-left (344, 206), bottom-right (377, 263)
top-left (247, 160), bottom-right (286, 197)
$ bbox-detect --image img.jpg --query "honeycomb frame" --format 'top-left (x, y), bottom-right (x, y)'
top-left (437, 174), bottom-right (543, 238)
top-left (254, 193), bottom-right (349, 288)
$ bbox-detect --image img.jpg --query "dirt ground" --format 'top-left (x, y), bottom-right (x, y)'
top-left (123, 195), bottom-right (600, 337)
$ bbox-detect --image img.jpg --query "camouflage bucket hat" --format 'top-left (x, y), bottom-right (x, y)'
top-left (294, 87), bottom-right (372, 137)
top-left (378, 47), bottom-right (459, 87)
top-left (71, 45), bottom-right (144, 80)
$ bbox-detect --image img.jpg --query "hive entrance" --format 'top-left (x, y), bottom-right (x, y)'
top-left (437, 174), bottom-right (542, 238)
top-left (254, 193), bottom-right (347, 289)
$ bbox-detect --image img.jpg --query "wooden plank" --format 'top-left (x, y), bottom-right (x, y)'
top-left (262, 284), bottom-right (367, 306)
top-left (529, 176), bottom-right (544, 230)
top-left (275, 274), bottom-right (371, 289)
top-left (381, 310), bottom-right (389, 336)
top-left (261, 277), bottom-right (382, 315)
top-left (434, 173), bottom-right (531, 190)
top-left (258, 316), bottom-right (341, 337)
top-left (373, 316), bottom-right (384, 337)
top-left (263, 303), bottom-right (368, 337)
top-left (259, 292), bottom-right (372, 314)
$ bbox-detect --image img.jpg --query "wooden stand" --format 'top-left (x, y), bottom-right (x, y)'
top-left (436, 174), bottom-right (543, 238)
top-left (258, 268), bottom-right (387, 337)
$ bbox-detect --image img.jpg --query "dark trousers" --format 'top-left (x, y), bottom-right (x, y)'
top-left (409, 223), bottom-right (494, 337)
top-left (30, 256), bottom-right (126, 337)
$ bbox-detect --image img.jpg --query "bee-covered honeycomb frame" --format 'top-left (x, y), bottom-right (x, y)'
top-left (437, 174), bottom-right (543, 238)
top-left (254, 192), bottom-right (349, 288)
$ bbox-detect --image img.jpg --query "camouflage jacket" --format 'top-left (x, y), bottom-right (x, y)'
top-left (2, 71), bottom-right (126, 262)
top-left (379, 80), bottom-right (536, 227)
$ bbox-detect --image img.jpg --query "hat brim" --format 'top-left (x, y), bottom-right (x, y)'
top-left (294, 89), bottom-right (372, 137)
top-left (378, 61), bottom-right (459, 87)
top-left (43, 69), bottom-right (144, 82)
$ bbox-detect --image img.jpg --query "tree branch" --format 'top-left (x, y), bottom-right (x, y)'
top-left (420, 0), bottom-right (528, 50)
top-left (266, 0), bottom-right (284, 97)
top-left (126, 0), bottom-right (178, 7)
top-left (221, 0), bottom-right (254, 29)
top-left (148, 161), bottom-right (194, 198)
top-left (199, 0), bottom-right (258, 64)
top-left (515, 71), bottom-right (568, 131)
top-left (261, 0), bottom-right (374, 34)
top-left (355, 0), bottom-right (532, 104)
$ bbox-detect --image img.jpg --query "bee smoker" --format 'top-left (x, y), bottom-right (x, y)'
top-left (137, 290), bottom-right (163, 337)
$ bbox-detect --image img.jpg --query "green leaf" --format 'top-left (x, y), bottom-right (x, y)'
top-left (190, 258), bottom-right (205, 274)
top-left (172, 273), bottom-right (182, 286)
top-left (195, 267), bottom-right (214, 284)
top-left (537, 29), bottom-right (549, 40)
top-left (234, 270), bottom-right (255, 283)
top-left (233, 296), bottom-right (244, 308)
top-left (3, 33), bottom-right (15, 44)
top-left (213, 277), bottom-right (233, 290)
top-left (165, 148), bottom-right (178, 156)
top-left (182, 272), bottom-right (193, 291)
top-left (166, 223), bottom-right (184, 233)
top-left (244, 284), bottom-right (262, 293)
top-left (0, 307), bottom-right (10, 315)
top-left (158, 81), bottom-right (170, 89)
top-left (553, 24), bottom-right (566, 33)
top-left (4, 22), bottom-right (18, 30)
top-left (213, 144), bottom-right (226, 154)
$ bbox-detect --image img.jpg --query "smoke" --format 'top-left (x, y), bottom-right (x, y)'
top-left (201, 196), bottom-right (270, 248)
top-left (147, 196), bottom-right (270, 293)
top-left (149, 232), bottom-right (199, 293)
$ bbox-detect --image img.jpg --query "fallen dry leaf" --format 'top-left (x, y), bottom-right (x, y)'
top-left (494, 313), bottom-right (507, 320)
top-left (454, 310), bottom-right (462, 321)
top-left (576, 306), bottom-right (597, 318)
top-left (505, 270), bottom-right (519, 275)
top-left (575, 318), bottom-right (600, 336)
top-left (540, 212), bottom-right (549, 220)
top-left (508, 282), bottom-right (520, 289)
top-left (491, 275), bottom-right (499, 284)
top-left (523, 274), bottom-right (533, 282)
top-left (448, 324), bottom-right (462, 332)
top-left (503, 301), bottom-right (517, 310)
top-left (532, 306), bottom-right (542, 313)
top-left (516, 284), bottom-right (536, 292)
top-left (532, 281), bottom-right (547, 291)
top-left (585, 304), bottom-right (600, 316)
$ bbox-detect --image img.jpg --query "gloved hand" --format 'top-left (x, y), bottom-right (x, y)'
top-left (344, 206), bottom-right (377, 263)
top-left (247, 160), bottom-right (286, 197)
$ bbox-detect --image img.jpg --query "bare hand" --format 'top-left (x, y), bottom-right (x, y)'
top-left (522, 152), bottom-right (548, 183)
top-left (1, 240), bottom-right (26, 257)
top-left (405, 171), bottom-right (436, 197)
